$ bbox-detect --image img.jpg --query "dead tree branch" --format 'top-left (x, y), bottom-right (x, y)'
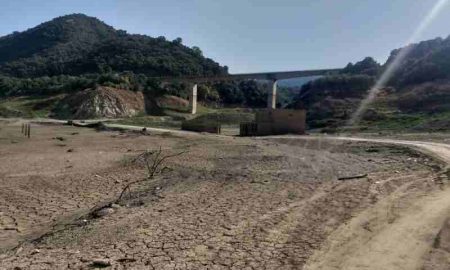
top-left (117, 147), bottom-right (187, 202)
top-left (338, 174), bottom-right (368, 181)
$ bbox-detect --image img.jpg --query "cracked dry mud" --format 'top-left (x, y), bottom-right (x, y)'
top-left (0, 121), bottom-right (449, 269)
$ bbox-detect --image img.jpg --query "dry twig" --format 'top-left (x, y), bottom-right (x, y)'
top-left (338, 174), bottom-right (368, 181)
top-left (117, 147), bottom-right (187, 201)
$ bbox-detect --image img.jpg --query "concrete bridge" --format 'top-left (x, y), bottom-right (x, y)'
top-left (154, 68), bottom-right (341, 114)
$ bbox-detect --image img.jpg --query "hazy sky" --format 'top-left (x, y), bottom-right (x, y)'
top-left (1, 0), bottom-right (450, 73)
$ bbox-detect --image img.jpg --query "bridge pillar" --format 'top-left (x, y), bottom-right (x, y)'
top-left (189, 84), bottom-right (198, 114)
top-left (267, 80), bottom-right (277, 109)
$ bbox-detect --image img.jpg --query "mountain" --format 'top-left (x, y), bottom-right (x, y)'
top-left (296, 39), bottom-right (450, 132)
top-left (386, 37), bottom-right (450, 86)
top-left (0, 14), bottom-right (227, 77)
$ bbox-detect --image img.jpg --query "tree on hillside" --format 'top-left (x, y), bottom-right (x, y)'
top-left (342, 57), bottom-right (381, 76)
top-left (192, 46), bottom-right (203, 56)
top-left (198, 84), bottom-right (220, 102)
top-left (173, 37), bottom-right (183, 45)
top-left (240, 80), bottom-right (266, 107)
top-left (215, 82), bottom-right (245, 105)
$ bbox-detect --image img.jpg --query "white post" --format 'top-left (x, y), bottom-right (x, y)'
top-left (189, 84), bottom-right (198, 114)
top-left (267, 80), bottom-right (277, 109)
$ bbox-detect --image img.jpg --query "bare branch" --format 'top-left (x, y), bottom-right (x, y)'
top-left (116, 147), bottom-right (188, 204)
top-left (338, 174), bottom-right (368, 181)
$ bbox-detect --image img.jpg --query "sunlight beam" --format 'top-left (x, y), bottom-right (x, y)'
top-left (347, 0), bottom-right (450, 127)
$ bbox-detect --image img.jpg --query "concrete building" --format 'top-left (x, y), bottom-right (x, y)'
top-left (240, 109), bottom-right (306, 136)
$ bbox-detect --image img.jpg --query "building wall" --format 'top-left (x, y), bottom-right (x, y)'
top-left (181, 121), bottom-right (221, 134)
top-left (240, 109), bottom-right (306, 136)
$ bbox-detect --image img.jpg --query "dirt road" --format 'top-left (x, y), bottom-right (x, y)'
top-left (282, 136), bottom-right (450, 270)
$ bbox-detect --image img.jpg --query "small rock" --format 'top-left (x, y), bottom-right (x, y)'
top-left (94, 207), bottom-right (115, 218)
top-left (31, 249), bottom-right (40, 255)
top-left (91, 259), bottom-right (111, 267)
top-left (67, 149), bottom-right (74, 153)
top-left (110, 204), bottom-right (121, 209)
top-left (15, 247), bottom-right (23, 255)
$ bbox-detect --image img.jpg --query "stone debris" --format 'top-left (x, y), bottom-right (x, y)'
top-left (91, 258), bottom-right (111, 267)
top-left (94, 207), bottom-right (115, 218)
top-left (110, 204), bottom-right (121, 209)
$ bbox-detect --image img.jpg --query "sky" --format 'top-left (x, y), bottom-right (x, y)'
top-left (1, 0), bottom-right (450, 73)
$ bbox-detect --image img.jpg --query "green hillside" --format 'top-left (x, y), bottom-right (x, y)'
top-left (0, 14), bottom-right (226, 77)
top-left (295, 39), bottom-right (450, 132)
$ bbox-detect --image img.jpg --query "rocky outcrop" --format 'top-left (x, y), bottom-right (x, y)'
top-left (54, 86), bottom-right (145, 119)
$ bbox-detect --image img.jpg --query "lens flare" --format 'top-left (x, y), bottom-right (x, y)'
top-left (347, 0), bottom-right (450, 127)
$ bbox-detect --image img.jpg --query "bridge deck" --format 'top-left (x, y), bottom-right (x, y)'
top-left (152, 68), bottom-right (341, 83)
